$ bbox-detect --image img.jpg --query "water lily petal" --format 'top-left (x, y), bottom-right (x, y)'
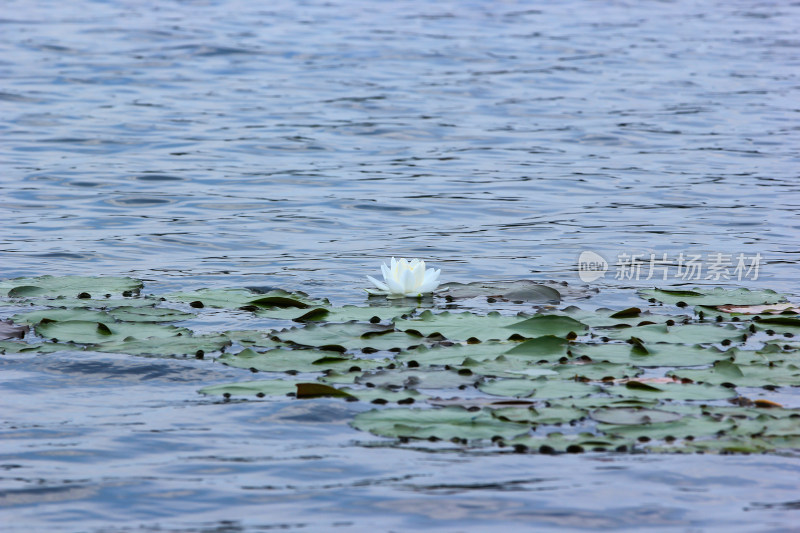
top-left (401, 268), bottom-right (417, 295)
top-left (385, 273), bottom-right (405, 295)
top-left (412, 261), bottom-right (426, 287)
top-left (366, 275), bottom-right (389, 292)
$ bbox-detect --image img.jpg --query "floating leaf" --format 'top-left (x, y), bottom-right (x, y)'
top-left (35, 320), bottom-right (190, 344)
top-left (218, 348), bottom-right (388, 373)
top-left (438, 280), bottom-right (562, 302)
top-left (0, 275), bottom-right (143, 298)
top-left (607, 381), bottom-right (737, 401)
top-left (502, 336), bottom-right (570, 361)
top-left (571, 342), bottom-right (732, 367)
top-left (295, 383), bottom-right (355, 399)
top-left (478, 377), bottom-right (601, 399)
top-left (352, 407), bottom-right (530, 441)
top-left (604, 323), bottom-right (742, 344)
top-left (396, 341), bottom-right (517, 366)
top-left (590, 408), bottom-right (682, 425)
top-left (199, 379), bottom-right (301, 397)
top-left (639, 287), bottom-right (785, 306)
top-left (394, 310), bottom-right (522, 341)
top-left (276, 322), bottom-right (423, 351)
top-left (669, 360), bottom-right (800, 388)
top-left (89, 334), bottom-right (231, 356)
top-left (716, 303), bottom-right (800, 315)
top-left (506, 315), bottom-right (588, 339)
top-left (491, 405), bottom-right (588, 425)
top-left (356, 368), bottom-right (478, 390)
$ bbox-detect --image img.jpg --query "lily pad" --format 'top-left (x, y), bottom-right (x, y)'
top-left (590, 407), bottom-right (682, 425)
top-left (571, 342), bottom-right (732, 367)
top-left (352, 406), bottom-right (531, 441)
top-left (509, 432), bottom-right (626, 453)
top-left (598, 414), bottom-right (735, 441)
top-left (607, 381), bottom-right (737, 401)
top-left (276, 322), bottom-right (423, 351)
top-left (293, 305), bottom-right (415, 323)
top-left (558, 306), bottom-right (684, 328)
top-left (478, 377), bottom-right (602, 399)
top-left (355, 368), bottom-right (478, 390)
top-left (0, 340), bottom-right (66, 354)
top-left (506, 315), bottom-right (588, 339)
top-left (199, 379), bottom-right (301, 397)
top-left (491, 405), bottom-right (588, 425)
top-left (12, 308), bottom-right (116, 325)
top-left (639, 287), bottom-right (785, 307)
top-left (89, 334), bottom-right (231, 356)
top-left (218, 348), bottom-right (389, 373)
top-left (396, 341), bottom-right (517, 366)
top-left (669, 360), bottom-right (800, 388)
top-left (35, 320), bottom-right (190, 345)
top-left (0, 275), bottom-right (143, 298)
top-left (604, 323), bottom-right (743, 344)
top-left (438, 280), bottom-right (562, 302)
top-left (502, 335), bottom-right (571, 361)
top-left (394, 310), bottom-right (522, 341)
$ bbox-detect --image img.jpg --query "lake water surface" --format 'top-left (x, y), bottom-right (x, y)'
top-left (2, 1), bottom-right (800, 531)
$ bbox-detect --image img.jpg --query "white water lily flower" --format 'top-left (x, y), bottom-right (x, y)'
top-left (366, 257), bottom-right (441, 298)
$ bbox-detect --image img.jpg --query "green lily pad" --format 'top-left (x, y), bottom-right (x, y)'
top-left (0, 275), bottom-right (143, 298)
top-left (598, 414), bottom-right (735, 440)
top-left (459, 355), bottom-right (559, 379)
top-left (221, 330), bottom-right (285, 350)
top-left (607, 381), bottom-right (737, 401)
top-left (11, 308), bottom-right (112, 325)
top-left (571, 342), bottom-right (733, 367)
top-left (352, 406), bottom-right (531, 441)
top-left (0, 296), bottom-right (158, 309)
top-left (89, 334), bottom-right (231, 356)
top-left (35, 320), bottom-right (190, 344)
top-left (339, 387), bottom-right (427, 404)
top-left (293, 305), bottom-right (415, 323)
top-left (502, 335), bottom-right (571, 361)
top-left (438, 280), bottom-right (561, 302)
top-left (552, 362), bottom-right (642, 381)
top-left (0, 340), bottom-right (69, 354)
top-left (199, 379), bottom-right (301, 397)
top-left (590, 407), bottom-right (682, 425)
top-left (669, 360), bottom-right (800, 388)
top-left (639, 287), bottom-right (785, 307)
top-left (276, 322), bottom-right (423, 351)
top-left (491, 405), bottom-right (588, 425)
top-left (394, 310), bottom-right (522, 341)
top-left (217, 348), bottom-right (390, 373)
top-left (506, 315), bottom-right (588, 339)
top-left (109, 306), bottom-right (195, 323)
top-left (558, 306), bottom-right (685, 328)
top-left (166, 288), bottom-right (325, 311)
top-left (604, 323), bottom-right (743, 344)
top-left (355, 368), bottom-right (478, 390)
top-left (509, 432), bottom-right (627, 453)
top-left (396, 341), bottom-right (518, 366)
top-left (478, 377), bottom-right (602, 399)
top-left (752, 316), bottom-right (800, 336)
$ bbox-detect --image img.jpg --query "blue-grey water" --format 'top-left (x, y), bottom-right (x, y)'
top-left (2, 0), bottom-right (800, 531)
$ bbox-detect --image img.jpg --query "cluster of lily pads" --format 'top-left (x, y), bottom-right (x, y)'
top-left (2, 275), bottom-right (800, 455)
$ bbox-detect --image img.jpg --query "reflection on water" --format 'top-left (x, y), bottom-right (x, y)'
top-left (1, 0), bottom-right (800, 530)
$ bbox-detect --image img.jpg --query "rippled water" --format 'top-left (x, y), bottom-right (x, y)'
top-left (2, 0), bottom-right (800, 531)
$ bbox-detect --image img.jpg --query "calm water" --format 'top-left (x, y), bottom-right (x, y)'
top-left (2, 0), bottom-right (800, 531)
